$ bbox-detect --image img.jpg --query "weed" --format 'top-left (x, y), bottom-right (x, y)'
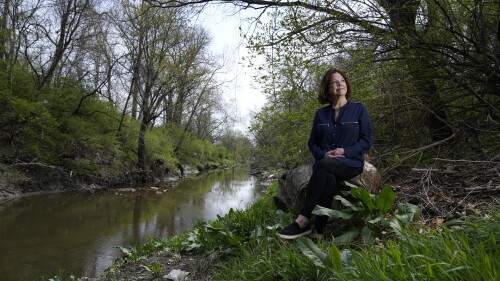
top-left (142, 262), bottom-right (163, 279)
top-left (39, 269), bottom-right (75, 281)
top-left (312, 183), bottom-right (421, 244)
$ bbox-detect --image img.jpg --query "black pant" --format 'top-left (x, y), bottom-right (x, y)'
top-left (301, 158), bottom-right (361, 232)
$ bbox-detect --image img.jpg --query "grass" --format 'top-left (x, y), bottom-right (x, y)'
top-left (114, 182), bottom-right (500, 280)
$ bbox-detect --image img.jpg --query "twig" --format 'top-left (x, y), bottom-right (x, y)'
top-left (464, 184), bottom-right (499, 193)
top-left (382, 134), bottom-right (456, 174)
top-left (420, 168), bottom-right (444, 217)
top-left (433, 158), bottom-right (499, 164)
top-left (448, 185), bottom-right (479, 214)
top-left (411, 168), bottom-right (457, 174)
top-left (448, 182), bottom-right (499, 194)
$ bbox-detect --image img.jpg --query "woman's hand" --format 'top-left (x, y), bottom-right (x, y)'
top-left (325, 148), bottom-right (345, 158)
top-left (333, 148), bottom-right (345, 157)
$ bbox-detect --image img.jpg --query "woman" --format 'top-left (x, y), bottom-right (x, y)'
top-left (278, 68), bottom-right (373, 239)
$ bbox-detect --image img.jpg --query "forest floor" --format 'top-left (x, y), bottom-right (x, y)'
top-left (82, 160), bottom-right (500, 281)
top-left (389, 159), bottom-right (499, 223)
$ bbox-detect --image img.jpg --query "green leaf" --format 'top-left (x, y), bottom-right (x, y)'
top-left (367, 213), bottom-right (384, 224)
top-left (340, 190), bottom-right (352, 197)
top-left (334, 228), bottom-right (360, 245)
top-left (343, 181), bottom-right (359, 189)
top-left (388, 219), bottom-right (403, 236)
top-left (340, 249), bottom-right (353, 266)
top-left (334, 195), bottom-right (361, 211)
top-left (312, 205), bottom-right (353, 220)
top-left (375, 185), bottom-right (396, 213)
top-left (297, 237), bottom-right (332, 269)
top-left (253, 225), bottom-right (263, 237)
top-left (351, 187), bottom-right (375, 212)
top-left (395, 203), bottom-right (421, 222)
top-left (225, 233), bottom-right (241, 246)
top-left (328, 242), bottom-right (343, 272)
top-left (361, 226), bottom-right (378, 245)
top-left (117, 246), bottom-right (132, 257)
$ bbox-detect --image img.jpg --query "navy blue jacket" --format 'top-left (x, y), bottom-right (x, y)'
top-left (308, 101), bottom-right (373, 171)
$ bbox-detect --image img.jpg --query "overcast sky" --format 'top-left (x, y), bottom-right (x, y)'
top-left (197, 5), bottom-right (267, 133)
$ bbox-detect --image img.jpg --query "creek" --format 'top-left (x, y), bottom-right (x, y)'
top-left (0, 166), bottom-right (263, 281)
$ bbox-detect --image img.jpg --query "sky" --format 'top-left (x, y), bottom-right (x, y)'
top-left (196, 5), bottom-right (268, 133)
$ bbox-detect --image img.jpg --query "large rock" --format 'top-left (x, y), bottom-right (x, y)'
top-left (274, 161), bottom-right (383, 212)
top-left (274, 165), bottom-right (312, 212)
top-left (346, 161), bottom-right (383, 194)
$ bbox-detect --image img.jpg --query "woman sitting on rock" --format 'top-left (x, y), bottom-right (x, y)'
top-left (278, 68), bottom-right (373, 239)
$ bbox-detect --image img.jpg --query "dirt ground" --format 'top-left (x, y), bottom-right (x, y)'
top-left (388, 159), bottom-right (499, 223)
top-left (82, 250), bottom-right (219, 281)
top-left (81, 160), bottom-right (499, 281)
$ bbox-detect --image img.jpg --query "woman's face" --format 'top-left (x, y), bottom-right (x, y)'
top-left (329, 72), bottom-right (347, 97)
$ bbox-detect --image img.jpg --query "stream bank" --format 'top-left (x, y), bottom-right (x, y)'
top-left (0, 161), bottom-right (221, 202)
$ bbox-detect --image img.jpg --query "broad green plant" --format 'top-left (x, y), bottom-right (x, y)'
top-left (295, 213), bottom-right (499, 278)
top-left (297, 236), bottom-right (351, 272)
top-left (312, 183), bottom-right (421, 245)
top-left (117, 237), bottom-right (168, 262)
top-left (143, 262), bottom-right (163, 279)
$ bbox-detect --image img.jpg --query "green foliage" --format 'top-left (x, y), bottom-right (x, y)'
top-left (246, 30), bottom-right (331, 169)
top-left (250, 98), bottom-right (318, 170)
top-left (293, 213), bottom-right (500, 280)
top-left (117, 244), bottom-right (146, 262)
top-left (218, 130), bottom-right (255, 164)
top-left (0, 164), bottom-right (29, 184)
top-left (108, 179), bottom-right (498, 281)
top-left (117, 237), bottom-right (167, 262)
top-left (313, 184), bottom-right (421, 244)
top-left (146, 127), bottom-right (179, 173)
top-left (246, 1), bottom-right (500, 170)
top-left (0, 60), bottom-right (235, 184)
top-left (297, 236), bottom-right (343, 271)
top-left (115, 237), bottom-right (177, 280)
top-left (345, 214), bottom-right (500, 280)
top-left (0, 92), bottom-right (59, 162)
top-left (142, 262), bottom-right (163, 279)
top-left (178, 182), bottom-right (282, 254)
top-left (172, 124), bottom-right (231, 170)
top-left (212, 202), bottom-right (498, 280)
top-left (39, 269), bottom-right (76, 281)
top-left (0, 70), bottom-right (124, 171)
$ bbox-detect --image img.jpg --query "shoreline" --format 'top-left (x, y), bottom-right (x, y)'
top-left (0, 162), bottom-right (232, 203)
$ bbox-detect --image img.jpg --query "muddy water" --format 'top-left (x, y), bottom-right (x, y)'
top-left (0, 166), bottom-right (262, 281)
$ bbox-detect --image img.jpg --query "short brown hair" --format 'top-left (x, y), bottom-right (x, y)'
top-left (318, 68), bottom-right (352, 104)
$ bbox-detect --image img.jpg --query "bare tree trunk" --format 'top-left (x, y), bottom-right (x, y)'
top-left (137, 81), bottom-right (152, 182)
top-left (137, 118), bottom-right (148, 182)
top-left (130, 44), bottom-right (144, 120)
top-left (106, 56), bottom-right (113, 103)
top-left (117, 90), bottom-right (132, 134)
top-left (131, 82), bottom-right (139, 120)
top-left (421, 78), bottom-right (454, 141)
top-left (164, 91), bottom-right (174, 122)
top-left (0, 0), bottom-right (9, 61)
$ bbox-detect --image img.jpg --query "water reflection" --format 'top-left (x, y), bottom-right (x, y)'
top-left (0, 166), bottom-right (261, 281)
